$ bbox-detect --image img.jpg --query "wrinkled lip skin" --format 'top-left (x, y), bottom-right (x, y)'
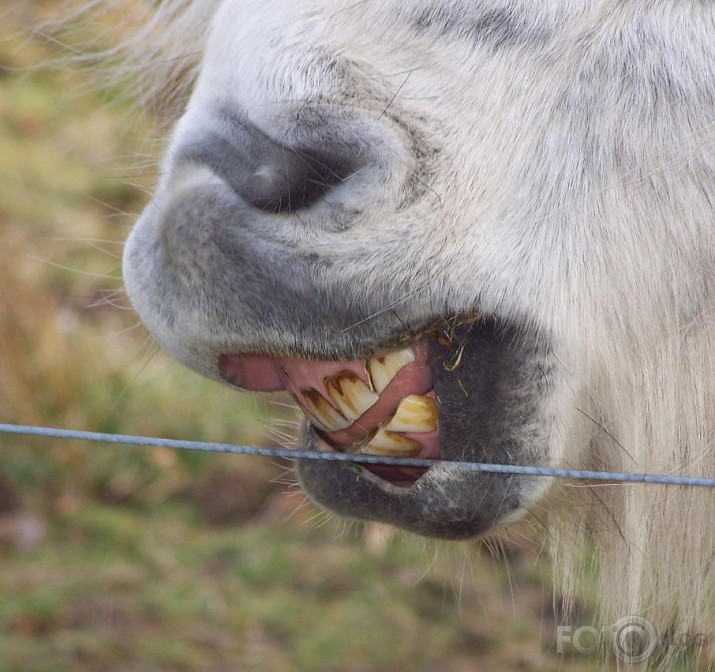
top-left (218, 325), bottom-right (461, 489)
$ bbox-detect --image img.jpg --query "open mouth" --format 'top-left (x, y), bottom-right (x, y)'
top-left (217, 321), bottom-right (473, 490)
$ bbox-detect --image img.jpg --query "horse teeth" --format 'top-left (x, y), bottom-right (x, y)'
top-left (326, 373), bottom-right (379, 421)
top-left (366, 347), bottom-right (415, 393)
top-left (385, 394), bottom-right (438, 433)
top-left (302, 390), bottom-right (351, 431)
top-left (360, 429), bottom-right (422, 457)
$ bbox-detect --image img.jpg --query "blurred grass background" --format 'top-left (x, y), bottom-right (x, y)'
top-left (0, 2), bottom-right (702, 671)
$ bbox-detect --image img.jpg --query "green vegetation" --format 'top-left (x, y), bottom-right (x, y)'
top-left (0, 3), bottom-right (707, 670)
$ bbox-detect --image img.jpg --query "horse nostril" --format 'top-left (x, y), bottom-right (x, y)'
top-left (178, 116), bottom-right (355, 213)
top-left (249, 147), bottom-right (353, 213)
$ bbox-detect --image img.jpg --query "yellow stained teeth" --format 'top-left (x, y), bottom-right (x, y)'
top-left (326, 373), bottom-right (379, 421)
top-left (385, 395), bottom-right (438, 433)
top-left (302, 390), bottom-right (351, 431)
top-left (361, 428), bottom-right (422, 457)
top-left (366, 347), bottom-right (415, 393)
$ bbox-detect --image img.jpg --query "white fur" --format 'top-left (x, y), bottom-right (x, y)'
top-left (86, 0), bottom-right (715, 652)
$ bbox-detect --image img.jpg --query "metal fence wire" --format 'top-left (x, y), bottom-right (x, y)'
top-left (1, 423), bottom-right (714, 488)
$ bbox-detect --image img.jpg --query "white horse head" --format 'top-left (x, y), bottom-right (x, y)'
top-left (116, 0), bottom-right (715, 649)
